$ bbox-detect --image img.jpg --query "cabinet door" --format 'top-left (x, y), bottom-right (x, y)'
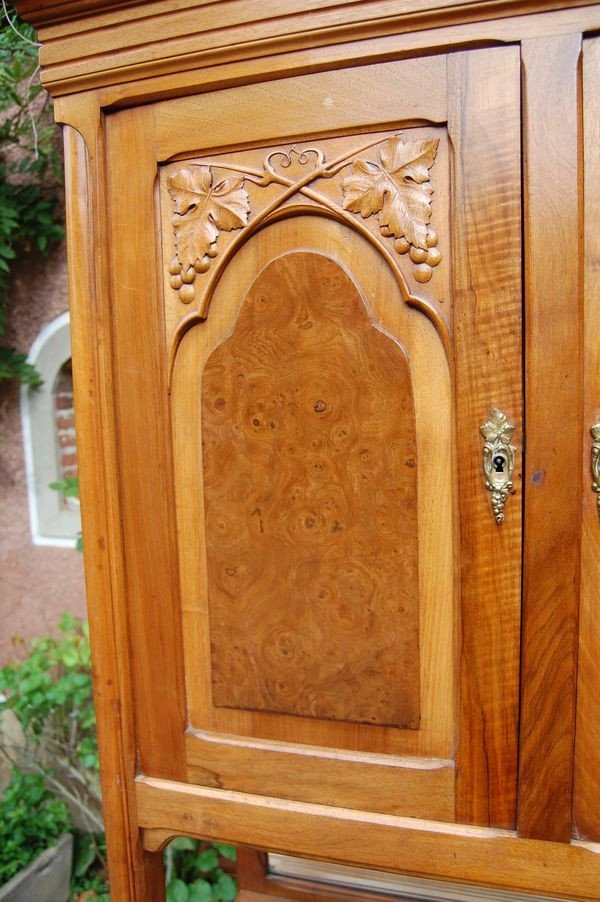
top-left (104, 45), bottom-right (522, 834)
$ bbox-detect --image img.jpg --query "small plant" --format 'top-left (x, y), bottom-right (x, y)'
top-left (0, 614), bottom-right (106, 898)
top-left (49, 477), bottom-right (82, 551)
top-left (0, 768), bottom-right (71, 885)
top-left (1, 618), bottom-right (238, 899)
top-left (0, 613), bottom-right (103, 834)
top-left (165, 838), bottom-right (237, 902)
top-left (49, 475), bottom-right (80, 500)
top-left (70, 830), bottom-right (109, 900)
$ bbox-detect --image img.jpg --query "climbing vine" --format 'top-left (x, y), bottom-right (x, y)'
top-left (0, 4), bottom-right (63, 386)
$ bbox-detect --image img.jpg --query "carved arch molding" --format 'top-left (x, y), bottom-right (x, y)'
top-left (160, 131), bottom-right (449, 367)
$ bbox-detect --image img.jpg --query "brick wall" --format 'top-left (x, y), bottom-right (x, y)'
top-left (54, 359), bottom-right (78, 508)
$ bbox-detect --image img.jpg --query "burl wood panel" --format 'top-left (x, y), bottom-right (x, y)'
top-left (202, 251), bottom-right (420, 727)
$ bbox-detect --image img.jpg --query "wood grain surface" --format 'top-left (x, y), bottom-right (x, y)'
top-left (16, 1), bottom-right (600, 99)
top-left (63, 108), bottom-right (168, 902)
top-left (203, 251), bottom-right (420, 727)
top-left (574, 34), bottom-right (600, 843)
top-left (33, 1), bottom-right (600, 896)
top-left (105, 106), bottom-right (187, 778)
top-left (185, 731), bottom-right (454, 821)
top-left (136, 776), bottom-right (600, 900)
top-left (518, 33), bottom-right (582, 843)
top-left (448, 47), bottom-right (523, 829)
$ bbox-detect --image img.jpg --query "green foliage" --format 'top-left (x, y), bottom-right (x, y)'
top-left (0, 614), bottom-right (105, 896)
top-left (0, 768), bottom-right (71, 885)
top-left (1, 616), bottom-right (239, 898)
top-left (165, 838), bottom-right (237, 902)
top-left (0, 343), bottom-right (39, 384)
top-left (0, 6), bottom-right (63, 387)
top-left (0, 613), bottom-right (102, 829)
top-left (49, 475), bottom-right (80, 499)
top-left (0, 613), bottom-right (96, 763)
top-left (49, 477), bottom-right (83, 551)
top-left (70, 829), bottom-right (109, 900)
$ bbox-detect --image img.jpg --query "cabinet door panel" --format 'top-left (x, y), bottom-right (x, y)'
top-left (106, 46), bottom-right (521, 830)
top-left (202, 250), bottom-right (421, 728)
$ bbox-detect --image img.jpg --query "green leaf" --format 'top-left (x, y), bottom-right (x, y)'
top-left (212, 873), bottom-right (237, 901)
top-left (72, 832), bottom-right (97, 878)
top-left (166, 878), bottom-right (190, 902)
top-left (196, 848), bottom-right (218, 872)
top-left (170, 836), bottom-right (198, 852)
top-left (188, 880), bottom-right (213, 902)
top-left (212, 843), bottom-right (236, 861)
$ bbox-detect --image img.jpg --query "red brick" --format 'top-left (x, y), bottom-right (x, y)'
top-left (56, 415), bottom-right (75, 430)
top-left (60, 453), bottom-right (78, 468)
top-left (55, 395), bottom-right (74, 410)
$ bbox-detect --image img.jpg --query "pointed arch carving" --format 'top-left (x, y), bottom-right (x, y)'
top-left (165, 135), bottom-right (450, 382)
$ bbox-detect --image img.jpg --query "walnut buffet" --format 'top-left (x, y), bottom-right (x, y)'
top-left (14, 1), bottom-right (600, 899)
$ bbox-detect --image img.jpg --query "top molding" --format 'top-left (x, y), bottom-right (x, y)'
top-left (11, 0), bottom-right (596, 26)
top-left (13, 0), bottom-right (145, 27)
top-left (13, 0), bottom-right (600, 100)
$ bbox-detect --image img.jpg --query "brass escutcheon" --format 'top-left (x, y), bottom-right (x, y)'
top-left (480, 409), bottom-right (516, 524)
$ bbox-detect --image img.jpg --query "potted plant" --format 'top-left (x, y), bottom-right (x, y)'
top-left (0, 768), bottom-right (72, 901)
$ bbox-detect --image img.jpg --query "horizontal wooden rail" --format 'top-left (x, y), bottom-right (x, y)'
top-left (136, 777), bottom-right (600, 900)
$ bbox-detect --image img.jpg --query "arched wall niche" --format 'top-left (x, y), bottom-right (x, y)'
top-left (21, 311), bottom-right (81, 547)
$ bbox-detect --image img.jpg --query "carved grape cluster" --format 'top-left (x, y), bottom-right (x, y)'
top-left (167, 248), bottom-right (216, 304)
top-left (342, 135), bottom-right (441, 284)
top-left (167, 165), bottom-right (250, 305)
top-left (383, 224), bottom-right (441, 283)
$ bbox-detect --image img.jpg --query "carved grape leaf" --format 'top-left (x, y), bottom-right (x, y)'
top-left (480, 409), bottom-right (516, 443)
top-left (342, 136), bottom-right (439, 249)
top-left (167, 166), bottom-right (250, 270)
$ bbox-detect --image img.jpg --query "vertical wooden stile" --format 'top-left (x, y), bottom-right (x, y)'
top-left (519, 33), bottom-right (583, 843)
top-left (573, 34), bottom-right (600, 843)
top-left (448, 47), bottom-right (523, 829)
top-left (62, 109), bottom-right (167, 898)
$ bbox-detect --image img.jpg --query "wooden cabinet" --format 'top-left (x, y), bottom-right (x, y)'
top-left (15, 1), bottom-right (600, 899)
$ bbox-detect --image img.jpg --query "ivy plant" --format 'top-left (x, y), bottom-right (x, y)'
top-left (0, 4), bottom-right (63, 386)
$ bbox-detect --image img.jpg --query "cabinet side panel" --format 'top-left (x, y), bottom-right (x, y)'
top-left (65, 113), bottom-right (167, 900)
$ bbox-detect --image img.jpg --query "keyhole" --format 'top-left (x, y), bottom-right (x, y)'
top-left (493, 455), bottom-right (506, 473)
